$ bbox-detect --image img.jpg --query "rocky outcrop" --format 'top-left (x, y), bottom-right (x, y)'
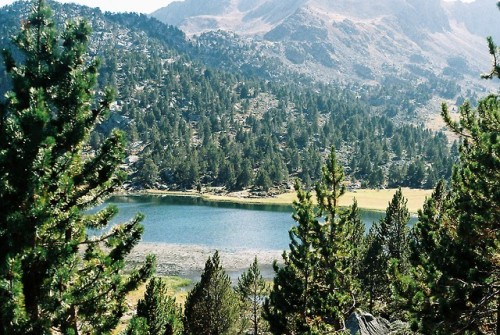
top-left (346, 311), bottom-right (411, 335)
top-left (346, 312), bottom-right (391, 335)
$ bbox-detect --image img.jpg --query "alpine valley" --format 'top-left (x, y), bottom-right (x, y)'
top-left (0, 0), bottom-right (494, 192)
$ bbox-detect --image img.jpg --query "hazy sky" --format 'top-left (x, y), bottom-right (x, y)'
top-left (0, 0), bottom-right (179, 13)
top-left (0, 0), bottom-right (477, 14)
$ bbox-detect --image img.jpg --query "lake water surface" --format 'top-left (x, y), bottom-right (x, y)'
top-left (102, 195), bottom-right (391, 251)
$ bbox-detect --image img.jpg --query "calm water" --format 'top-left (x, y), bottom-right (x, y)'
top-left (96, 195), bottom-right (394, 251)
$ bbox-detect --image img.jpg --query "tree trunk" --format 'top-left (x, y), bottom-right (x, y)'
top-left (369, 279), bottom-right (374, 314)
top-left (496, 293), bottom-right (499, 335)
top-left (253, 295), bottom-right (258, 335)
top-left (22, 259), bottom-right (42, 332)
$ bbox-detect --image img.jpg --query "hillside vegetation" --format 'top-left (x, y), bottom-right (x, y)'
top-left (0, 1), bottom-right (455, 193)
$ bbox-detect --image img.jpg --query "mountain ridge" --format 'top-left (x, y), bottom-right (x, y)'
top-left (152, 0), bottom-right (494, 92)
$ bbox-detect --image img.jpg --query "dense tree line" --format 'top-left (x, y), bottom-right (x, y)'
top-left (133, 75), bottom-right (498, 333)
top-left (0, 1), bottom-right (455, 192)
top-left (125, 4), bottom-right (499, 332)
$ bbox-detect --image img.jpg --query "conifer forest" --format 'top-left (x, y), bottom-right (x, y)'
top-left (0, 0), bottom-right (498, 334)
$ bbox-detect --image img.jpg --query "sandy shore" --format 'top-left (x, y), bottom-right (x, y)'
top-left (136, 188), bottom-right (432, 213)
top-left (127, 242), bottom-right (283, 281)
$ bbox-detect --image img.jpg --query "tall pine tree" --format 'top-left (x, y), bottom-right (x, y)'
top-left (0, 1), bottom-right (154, 333)
top-left (399, 5), bottom-right (499, 331)
top-left (236, 257), bottom-right (268, 335)
top-left (359, 188), bottom-right (411, 316)
top-left (398, 180), bottom-right (456, 333)
top-left (263, 180), bottom-right (321, 334)
top-left (264, 149), bottom-right (359, 334)
top-left (359, 226), bottom-right (386, 314)
top-left (377, 188), bottom-right (411, 266)
top-left (183, 251), bottom-right (239, 335)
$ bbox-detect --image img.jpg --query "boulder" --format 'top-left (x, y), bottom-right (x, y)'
top-left (346, 312), bottom-right (412, 335)
top-left (346, 311), bottom-right (391, 335)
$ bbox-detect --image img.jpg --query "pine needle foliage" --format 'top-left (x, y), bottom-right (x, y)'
top-left (236, 257), bottom-right (268, 335)
top-left (0, 1), bottom-right (154, 333)
top-left (183, 251), bottom-right (239, 335)
top-left (126, 277), bottom-right (183, 335)
top-left (359, 188), bottom-right (411, 317)
top-left (264, 149), bottom-right (359, 334)
top-left (398, 5), bottom-right (499, 331)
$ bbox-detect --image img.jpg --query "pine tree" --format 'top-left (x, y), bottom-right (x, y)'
top-left (236, 257), bottom-right (268, 335)
top-left (183, 251), bottom-right (239, 335)
top-left (425, 84), bottom-right (499, 334)
top-left (264, 149), bottom-right (359, 334)
top-left (313, 149), bottom-right (359, 331)
top-left (399, 7), bottom-right (500, 331)
top-left (377, 188), bottom-right (410, 266)
top-left (126, 277), bottom-right (183, 335)
top-left (359, 188), bottom-right (410, 316)
top-left (340, 199), bottom-right (365, 280)
top-left (235, 159), bottom-right (254, 190)
top-left (255, 169), bottom-right (272, 192)
top-left (397, 180), bottom-right (456, 333)
top-left (0, 1), bottom-right (154, 333)
top-left (263, 180), bottom-right (321, 334)
top-left (359, 226), bottom-right (386, 314)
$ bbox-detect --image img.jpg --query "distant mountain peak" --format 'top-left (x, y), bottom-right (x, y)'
top-left (150, 0), bottom-right (495, 103)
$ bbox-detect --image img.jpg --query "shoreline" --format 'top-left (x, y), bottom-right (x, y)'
top-left (122, 189), bottom-right (432, 281)
top-left (127, 242), bottom-right (283, 281)
top-left (117, 187), bottom-right (432, 214)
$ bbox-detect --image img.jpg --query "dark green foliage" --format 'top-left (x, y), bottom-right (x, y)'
top-left (417, 95), bottom-right (500, 334)
top-left (399, 14), bottom-right (500, 331)
top-left (235, 159), bottom-right (254, 189)
top-left (0, 2), bottom-right (455, 192)
top-left (236, 257), bottom-right (268, 335)
top-left (138, 156), bottom-right (160, 188)
top-left (0, 1), bottom-right (154, 333)
top-left (184, 251), bottom-right (239, 335)
top-left (125, 317), bottom-right (149, 335)
top-left (398, 181), bottom-right (454, 333)
top-left (264, 181), bottom-right (320, 334)
top-left (360, 188), bottom-right (411, 315)
top-left (377, 188), bottom-right (411, 265)
top-left (359, 227), bottom-right (386, 314)
top-left (264, 150), bottom-right (359, 334)
top-left (255, 169), bottom-right (272, 192)
top-left (127, 277), bottom-right (183, 335)
top-left (340, 200), bottom-right (365, 280)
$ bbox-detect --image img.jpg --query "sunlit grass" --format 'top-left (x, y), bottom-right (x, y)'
top-left (142, 188), bottom-right (432, 213)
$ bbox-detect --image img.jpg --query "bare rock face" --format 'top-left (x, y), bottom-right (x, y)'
top-left (151, 0), bottom-right (490, 79)
top-left (151, 0), bottom-right (494, 109)
top-left (346, 312), bottom-right (391, 335)
top-left (346, 312), bottom-right (412, 335)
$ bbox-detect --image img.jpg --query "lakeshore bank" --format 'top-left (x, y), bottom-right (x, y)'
top-left (127, 242), bottom-right (282, 281)
top-left (130, 187), bottom-right (432, 214)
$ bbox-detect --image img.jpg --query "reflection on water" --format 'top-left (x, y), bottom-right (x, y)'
top-left (95, 195), bottom-right (413, 251)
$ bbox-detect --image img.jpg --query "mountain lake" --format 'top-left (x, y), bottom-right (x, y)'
top-left (95, 195), bottom-right (413, 251)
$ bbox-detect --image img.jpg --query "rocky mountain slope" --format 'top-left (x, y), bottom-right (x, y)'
top-left (152, 0), bottom-right (496, 107)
